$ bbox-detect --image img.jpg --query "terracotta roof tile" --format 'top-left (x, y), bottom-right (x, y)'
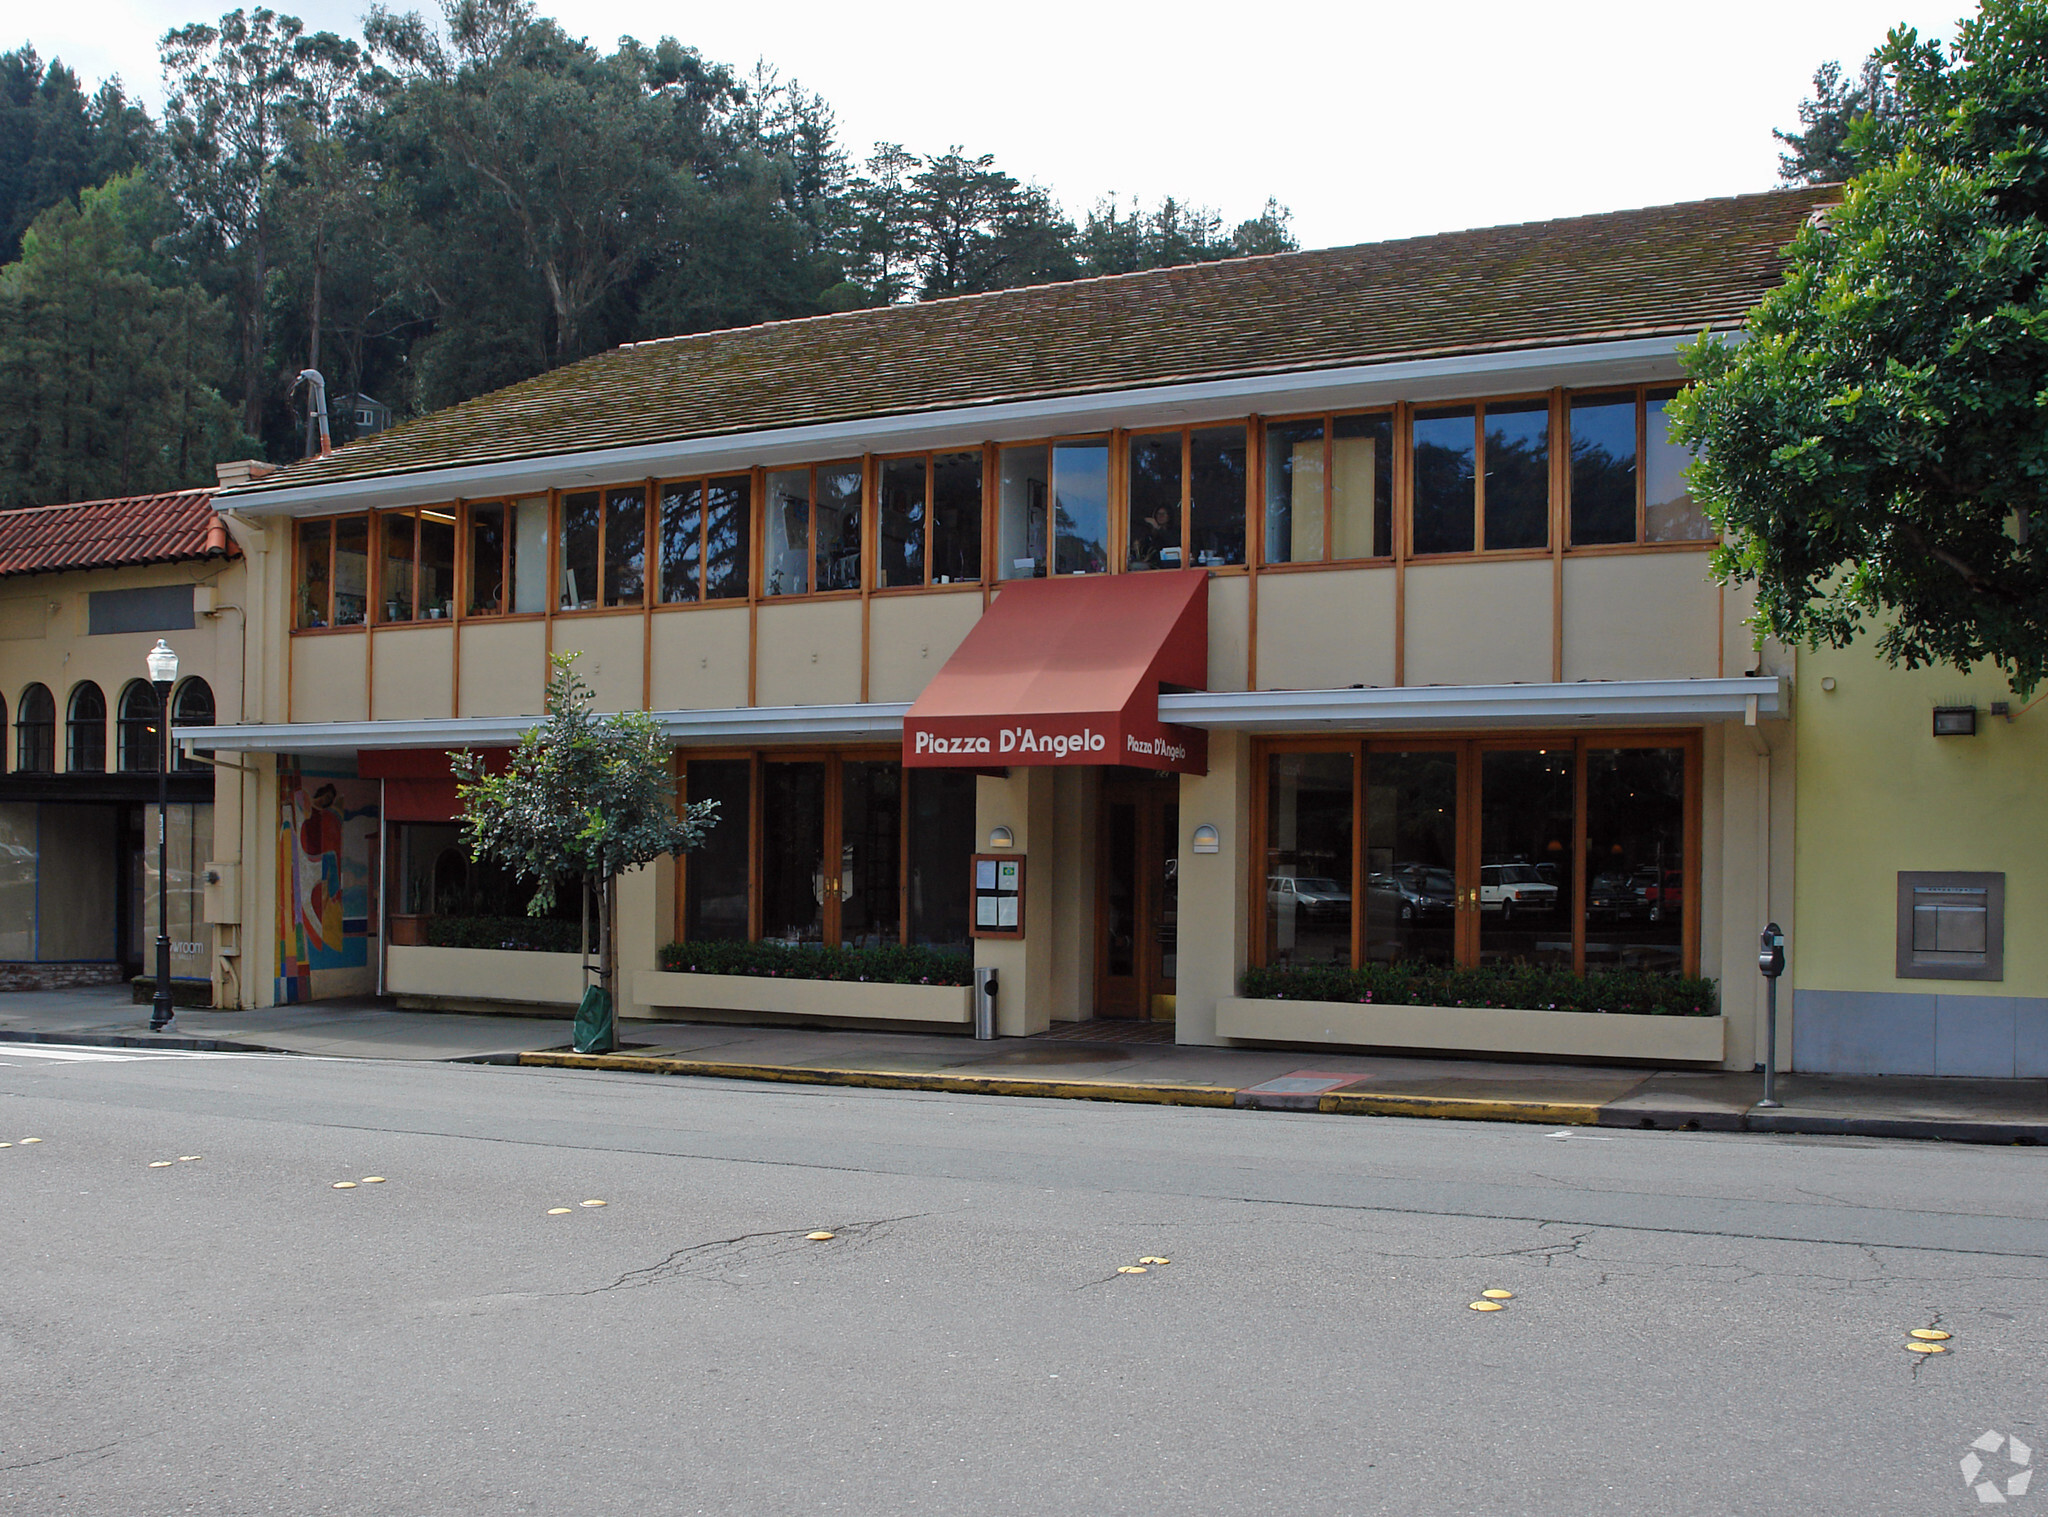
top-left (227, 187), bottom-right (1832, 495)
top-left (0, 490), bottom-right (233, 577)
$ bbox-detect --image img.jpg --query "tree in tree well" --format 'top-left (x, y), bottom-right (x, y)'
top-left (451, 654), bottom-right (715, 1051)
top-left (1670, 0), bottom-right (2048, 694)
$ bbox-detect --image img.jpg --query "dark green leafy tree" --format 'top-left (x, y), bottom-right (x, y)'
top-left (1673, 0), bottom-right (2048, 694)
top-left (1077, 193), bottom-right (1296, 275)
top-left (0, 173), bottom-right (248, 505)
top-left (451, 653), bottom-right (715, 1045)
top-left (0, 47), bottom-right (151, 262)
top-left (1775, 52), bottom-right (1904, 185)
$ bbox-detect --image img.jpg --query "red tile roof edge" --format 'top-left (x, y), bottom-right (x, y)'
top-left (0, 489), bottom-right (238, 579)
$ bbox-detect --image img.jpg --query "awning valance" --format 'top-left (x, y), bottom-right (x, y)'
top-left (903, 569), bottom-right (1209, 775)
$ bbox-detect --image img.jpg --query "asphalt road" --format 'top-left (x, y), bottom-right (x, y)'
top-left (1, 1044), bottom-right (2043, 1516)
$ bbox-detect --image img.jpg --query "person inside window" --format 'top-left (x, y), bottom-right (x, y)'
top-left (1129, 503), bottom-right (1177, 570)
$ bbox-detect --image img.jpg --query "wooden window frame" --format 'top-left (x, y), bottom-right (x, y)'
top-left (653, 472), bottom-right (755, 609)
top-left (1407, 391), bottom-right (1555, 561)
top-left (1258, 407), bottom-right (1399, 569)
top-left (759, 460), bottom-right (865, 601)
top-left (1559, 384), bottom-right (1718, 554)
top-left (553, 482), bottom-right (653, 616)
top-left (1122, 421), bottom-right (1254, 575)
top-left (872, 448), bottom-right (987, 593)
top-left (1248, 730), bottom-right (1701, 979)
top-left (293, 514), bottom-right (372, 634)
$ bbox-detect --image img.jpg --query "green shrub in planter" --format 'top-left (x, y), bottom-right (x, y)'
top-left (1239, 961), bottom-right (1717, 1017)
top-left (428, 915), bottom-right (584, 954)
top-left (658, 939), bottom-right (974, 986)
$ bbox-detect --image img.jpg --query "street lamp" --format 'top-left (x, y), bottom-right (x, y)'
top-left (147, 639), bottom-right (178, 1032)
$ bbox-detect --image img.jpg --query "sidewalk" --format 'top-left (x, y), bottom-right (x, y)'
top-left (4, 987), bottom-right (2042, 1143)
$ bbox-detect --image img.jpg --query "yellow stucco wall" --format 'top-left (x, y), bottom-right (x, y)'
top-left (867, 590), bottom-right (982, 704)
top-left (1404, 559), bottom-right (1551, 686)
top-left (648, 605), bottom-right (749, 710)
top-left (290, 631), bottom-right (368, 722)
top-left (370, 624), bottom-right (454, 719)
top-left (550, 612), bottom-right (644, 711)
top-left (1795, 643), bottom-right (2048, 999)
top-left (458, 619), bottom-right (547, 716)
top-left (1255, 566), bottom-right (1396, 690)
top-left (1562, 552), bottom-right (1721, 682)
top-left (756, 598), bottom-right (862, 706)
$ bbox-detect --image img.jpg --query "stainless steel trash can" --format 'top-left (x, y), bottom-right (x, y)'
top-left (973, 966), bottom-right (999, 1040)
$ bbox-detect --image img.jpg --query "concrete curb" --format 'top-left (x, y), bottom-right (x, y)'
top-left (515, 1048), bottom-right (2044, 1143)
top-left (0, 1028), bottom-right (283, 1056)
top-left (516, 1051), bottom-right (1238, 1107)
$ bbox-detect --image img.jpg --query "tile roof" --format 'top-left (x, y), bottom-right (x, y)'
top-left (0, 490), bottom-right (233, 578)
top-left (226, 187), bottom-right (1833, 497)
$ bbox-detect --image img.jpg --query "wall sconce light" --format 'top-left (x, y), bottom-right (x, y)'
top-left (1191, 824), bottom-right (1220, 855)
top-left (987, 826), bottom-right (1014, 849)
top-left (1932, 706), bottom-right (1977, 737)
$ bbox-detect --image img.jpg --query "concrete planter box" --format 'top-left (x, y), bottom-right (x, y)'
top-left (634, 969), bottom-right (973, 1026)
top-left (387, 944), bottom-right (587, 1008)
top-left (1216, 996), bottom-right (1726, 1064)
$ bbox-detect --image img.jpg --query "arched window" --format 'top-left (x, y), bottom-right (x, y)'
top-left (117, 680), bottom-right (161, 774)
top-left (66, 682), bottom-right (106, 772)
top-left (15, 684), bottom-right (54, 773)
top-left (172, 678), bottom-right (215, 771)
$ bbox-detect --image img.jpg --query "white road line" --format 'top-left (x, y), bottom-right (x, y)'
top-left (0, 1044), bottom-right (265, 1062)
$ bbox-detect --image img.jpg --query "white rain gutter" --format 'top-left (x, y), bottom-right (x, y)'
top-left (216, 333), bottom-right (1726, 519)
top-left (177, 677), bottom-right (1783, 756)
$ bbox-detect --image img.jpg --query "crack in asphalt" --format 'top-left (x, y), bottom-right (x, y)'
top-left (561, 1213), bottom-right (930, 1296)
top-left (0, 1439), bottom-right (125, 1473)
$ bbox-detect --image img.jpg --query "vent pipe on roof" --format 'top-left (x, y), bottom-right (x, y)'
top-left (294, 369), bottom-right (333, 458)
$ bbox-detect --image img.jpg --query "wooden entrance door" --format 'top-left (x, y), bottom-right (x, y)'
top-left (1096, 774), bottom-right (1179, 1020)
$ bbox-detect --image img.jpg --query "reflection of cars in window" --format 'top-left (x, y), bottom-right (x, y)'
top-left (1369, 866), bottom-right (1453, 923)
top-left (1587, 870), bottom-right (1639, 921)
top-left (1480, 863), bottom-right (1559, 921)
top-left (1631, 867), bottom-right (1683, 923)
top-left (1266, 875), bottom-right (1351, 921)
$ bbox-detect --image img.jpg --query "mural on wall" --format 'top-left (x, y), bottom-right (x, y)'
top-left (276, 766), bottom-right (380, 1002)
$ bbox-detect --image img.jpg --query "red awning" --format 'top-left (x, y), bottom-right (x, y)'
top-left (903, 569), bottom-right (1208, 775)
top-left (358, 747), bottom-right (511, 822)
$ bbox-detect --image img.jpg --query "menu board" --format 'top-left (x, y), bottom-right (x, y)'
top-left (969, 853), bottom-right (1025, 939)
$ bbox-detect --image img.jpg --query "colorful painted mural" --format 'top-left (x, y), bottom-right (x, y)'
top-left (276, 767), bottom-right (380, 1002)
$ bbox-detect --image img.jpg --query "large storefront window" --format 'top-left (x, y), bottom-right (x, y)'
top-left (1258, 736), bottom-right (1696, 976)
top-left (679, 754), bottom-right (974, 954)
top-left (1, 802), bottom-right (121, 962)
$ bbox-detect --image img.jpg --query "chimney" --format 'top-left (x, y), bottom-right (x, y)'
top-left (214, 459), bottom-right (277, 490)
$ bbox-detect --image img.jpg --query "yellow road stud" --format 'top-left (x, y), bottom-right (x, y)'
top-left (1118, 1265), bottom-right (1148, 1274)
top-left (1909, 1329), bottom-right (1951, 1341)
top-left (148, 1161), bottom-right (173, 1168)
top-left (1468, 1301), bottom-right (1505, 1312)
top-left (178, 1156), bottom-right (201, 1162)
top-left (580, 1199), bottom-right (606, 1207)
top-left (1482, 1290), bottom-right (1514, 1300)
top-left (1139, 1257), bottom-right (1169, 1265)
top-left (806, 1231), bottom-right (835, 1241)
top-left (361, 1177), bottom-right (385, 1184)
top-left (20, 1137), bottom-right (40, 1143)
top-left (0, 1142), bottom-right (11, 1148)
top-left (332, 1181), bottom-right (356, 1189)
top-left (1906, 1342), bottom-right (1947, 1354)
top-left (547, 1208), bottom-right (572, 1215)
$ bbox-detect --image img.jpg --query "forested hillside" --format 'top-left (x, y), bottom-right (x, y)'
top-left (0, 1), bottom-right (1295, 507)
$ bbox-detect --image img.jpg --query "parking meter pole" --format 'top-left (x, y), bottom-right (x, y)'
top-left (1757, 921), bottom-right (1786, 1109)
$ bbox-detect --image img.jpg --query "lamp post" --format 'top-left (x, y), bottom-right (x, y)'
top-left (147, 639), bottom-right (178, 1032)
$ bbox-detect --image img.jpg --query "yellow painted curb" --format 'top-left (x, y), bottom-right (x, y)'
top-left (517, 1052), bottom-right (1237, 1108)
top-left (1316, 1092), bottom-right (1602, 1125)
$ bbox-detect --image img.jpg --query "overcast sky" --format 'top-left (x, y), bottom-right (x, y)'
top-left (26, 0), bottom-right (1976, 251)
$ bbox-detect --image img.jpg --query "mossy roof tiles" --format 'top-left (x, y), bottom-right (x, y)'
top-left (227, 187), bottom-right (1831, 497)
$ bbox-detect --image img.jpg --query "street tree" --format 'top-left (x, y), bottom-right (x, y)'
top-left (1670, 0), bottom-right (2048, 694)
top-left (451, 654), bottom-right (715, 1051)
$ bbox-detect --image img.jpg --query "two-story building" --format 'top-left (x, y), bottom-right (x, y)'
top-left (0, 487), bottom-right (244, 994)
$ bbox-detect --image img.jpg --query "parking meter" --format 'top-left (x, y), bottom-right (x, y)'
top-left (1757, 921), bottom-right (1785, 1108)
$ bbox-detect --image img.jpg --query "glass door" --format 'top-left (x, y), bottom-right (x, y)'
top-left (1476, 745), bottom-right (1576, 968)
top-left (1096, 775), bottom-right (1180, 1019)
